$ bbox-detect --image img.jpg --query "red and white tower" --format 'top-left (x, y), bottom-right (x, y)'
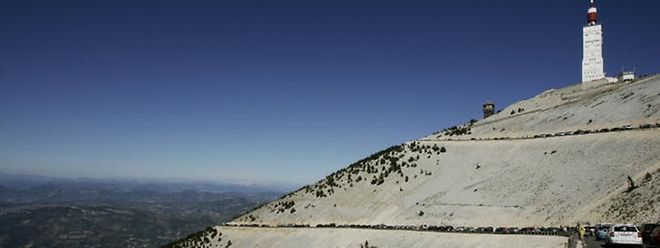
top-left (582, 0), bottom-right (605, 82)
top-left (587, 0), bottom-right (598, 25)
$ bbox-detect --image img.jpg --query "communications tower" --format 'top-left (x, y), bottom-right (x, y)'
top-left (582, 0), bottom-right (605, 82)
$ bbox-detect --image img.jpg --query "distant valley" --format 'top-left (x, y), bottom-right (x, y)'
top-left (0, 174), bottom-right (286, 248)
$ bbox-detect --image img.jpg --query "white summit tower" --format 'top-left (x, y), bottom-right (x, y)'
top-left (582, 0), bottom-right (605, 82)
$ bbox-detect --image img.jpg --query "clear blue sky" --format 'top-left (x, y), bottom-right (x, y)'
top-left (1, 0), bottom-right (659, 185)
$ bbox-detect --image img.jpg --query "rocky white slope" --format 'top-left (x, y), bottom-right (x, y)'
top-left (173, 75), bottom-right (660, 247)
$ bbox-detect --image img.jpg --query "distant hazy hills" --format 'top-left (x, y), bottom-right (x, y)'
top-left (0, 174), bottom-right (285, 248)
top-left (0, 173), bottom-right (296, 193)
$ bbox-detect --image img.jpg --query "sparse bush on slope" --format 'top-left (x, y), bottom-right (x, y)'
top-left (162, 227), bottom-right (223, 248)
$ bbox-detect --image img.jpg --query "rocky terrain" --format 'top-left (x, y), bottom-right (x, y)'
top-left (172, 75), bottom-right (660, 247)
top-left (597, 167), bottom-right (660, 224)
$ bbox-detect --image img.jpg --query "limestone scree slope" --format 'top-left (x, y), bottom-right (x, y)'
top-left (171, 76), bottom-right (660, 247)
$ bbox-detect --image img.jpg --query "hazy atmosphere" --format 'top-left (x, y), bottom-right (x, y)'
top-left (2, 0), bottom-right (659, 185)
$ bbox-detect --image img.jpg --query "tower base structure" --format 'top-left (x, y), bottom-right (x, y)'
top-left (582, 24), bottom-right (605, 83)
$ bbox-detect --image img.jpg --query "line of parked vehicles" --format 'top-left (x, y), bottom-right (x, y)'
top-left (451, 226), bottom-right (568, 235)
top-left (225, 223), bottom-right (572, 236)
top-left (586, 223), bottom-right (660, 247)
top-left (225, 222), bottom-right (660, 246)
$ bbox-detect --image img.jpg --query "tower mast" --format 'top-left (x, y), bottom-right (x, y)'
top-left (587, 0), bottom-right (598, 26)
top-left (582, 0), bottom-right (605, 83)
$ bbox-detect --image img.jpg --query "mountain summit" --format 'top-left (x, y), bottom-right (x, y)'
top-left (170, 75), bottom-right (660, 248)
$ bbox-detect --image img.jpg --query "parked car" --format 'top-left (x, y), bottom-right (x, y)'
top-left (605, 224), bottom-right (642, 246)
top-left (584, 225), bottom-right (596, 237)
top-left (545, 227), bottom-right (563, 234)
top-left (641, 223), bottom-right (660, 247)
top-left (595, 224), bottom-right (611, 241)
top-left (640, 124), bottom-right (653, 129)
